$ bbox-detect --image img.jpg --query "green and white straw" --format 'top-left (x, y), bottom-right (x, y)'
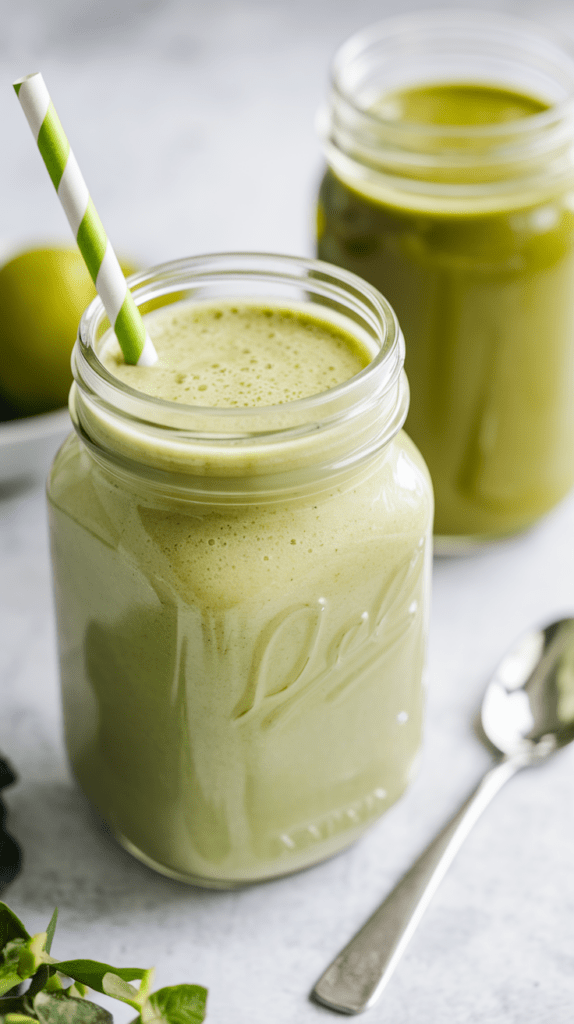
top-left (13, 72), bottom-right (157, 366)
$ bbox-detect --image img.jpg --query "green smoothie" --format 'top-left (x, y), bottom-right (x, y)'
top-left (48, 288), bottom-right (433, 886)
top-left (100, 299), bottom-right (371, 405)
top-left (318, 82), bottom-right (574, 540)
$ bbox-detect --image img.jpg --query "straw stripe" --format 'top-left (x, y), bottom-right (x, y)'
top-left (76, 198), bottom-right (107, 283)
top-left (138, 331), bottom-right (160, 367)
top-left (115, 294), bottom-right (148, 365)
top-left (13, 73), bottom-right (50, 138)
top-left (96, 246), bottom-right (129, 322)
top-left (13, 72), bottom-right (157, 367)
top-left (57, 152), bottom-right (90, 235)
top-left (37, 102), bottom-right (69, 189)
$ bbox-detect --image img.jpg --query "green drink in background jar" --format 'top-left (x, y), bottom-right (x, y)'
top-left (317, 11), bottom-right (574, 549)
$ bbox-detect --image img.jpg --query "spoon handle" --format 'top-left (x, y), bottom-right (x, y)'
top-left (312, 757), bottom-right (521, 1015)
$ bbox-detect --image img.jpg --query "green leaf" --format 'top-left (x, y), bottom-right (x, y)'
top-left (26, 964), bottom-right (51, 999)
top-left (33, 991), bottom-right (113, 1024)
top-left (28, 937), bottom-right (48, 961)
top-left (0, 907), bottom-right (30, 952)
top-left (2, 940), bottom-right (26, 967)
top-left (44, 914), bottom-right (58, 957)
top-left (53, 962), bottom-right (147, 996)
top-left (66, 985), bottom-right (86, 1000)
top-left (101, 974), bottom-right (138, 1009)
top-left (0, 907), bottom-right (208, 1024)
top-left (44, 976), bottom-right (64, 995)
top-left (140, 985), bottom-right (207, 1024)
top-left (16, 949), bottom-right (35, 980)
top-left (0, 963), bottom-right (25, 997)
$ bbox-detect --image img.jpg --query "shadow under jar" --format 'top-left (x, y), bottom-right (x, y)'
top-left (47, 253), bottom-right (433, 888)
top-left (317, 11), bottom-right (574, 550)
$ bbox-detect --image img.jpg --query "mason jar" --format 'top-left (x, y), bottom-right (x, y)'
top-left (47, 253), bottom-right (433, 888)
top-left (317, 11), bottom-right (574, 550)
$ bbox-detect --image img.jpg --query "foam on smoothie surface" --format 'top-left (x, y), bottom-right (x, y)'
top-left (100, 299), bottom-right (371, 406)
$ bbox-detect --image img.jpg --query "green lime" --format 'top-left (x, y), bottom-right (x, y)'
top-left (0, 245), bottom-right (138, 416)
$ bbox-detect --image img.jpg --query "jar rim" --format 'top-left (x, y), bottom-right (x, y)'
top-left (321, 8), bottom-right (574, 204)
top-left (331, 9), bottom-right (574, 136)
top-left (76, 251), bottom-right (404, 431)
top-left (71, 252), bottom-right (409, 491)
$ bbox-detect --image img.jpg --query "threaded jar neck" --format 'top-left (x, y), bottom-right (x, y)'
top-left (320, 10), bottom-right (574, 210)
top-left (71, 253), bottom-right (409, 502)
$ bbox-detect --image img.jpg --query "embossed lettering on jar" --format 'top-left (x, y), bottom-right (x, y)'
top-left (317, 11), bottom-right (574, 548)
top-left (47, 254), bottom-right (433, 888)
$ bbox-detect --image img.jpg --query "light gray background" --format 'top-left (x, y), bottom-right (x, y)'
top-left (1, 1), bottom-right (574, 1022)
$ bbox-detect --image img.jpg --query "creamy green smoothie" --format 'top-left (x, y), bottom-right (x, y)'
top-left (100, 300), bottom-right (370, 405)
top-left (318, 81), bottom-right (574, 541)
top-left (48, 268), bottom-right (433, 886)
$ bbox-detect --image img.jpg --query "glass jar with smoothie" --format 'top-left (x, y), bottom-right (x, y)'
top-left (317, 11), bottom-right (574, 549)
top-left (47, 253), bottom-right (433, 888)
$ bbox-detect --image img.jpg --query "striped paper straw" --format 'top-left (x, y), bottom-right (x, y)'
top-left (13, 72), bottom-right (157, 366)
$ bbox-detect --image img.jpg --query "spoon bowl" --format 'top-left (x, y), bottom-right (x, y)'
top-left (481, 618), bottom-right (574, 759)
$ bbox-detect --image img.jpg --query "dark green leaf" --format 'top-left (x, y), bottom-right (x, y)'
top-left (0, 907), bottom-right (29, 951)
top-left (0, 994), bottom-right (29, 1014)
top-left (44, 914), bottom-right (58, 957)
top-left (27, 965), bottom-right (51, 999)
top-left (34, 992), bottom-right (113, 1024)
top-left (143, 985), bottom-right (207, 1024)
top-left (54, 962), bottom-right (147, 996)
top-left (0, 829), bottom-right (22, 892)
top-left (0, 759), bottom-right (17, 792)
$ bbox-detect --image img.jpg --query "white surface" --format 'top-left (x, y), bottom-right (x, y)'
top-left (1, 1), bottom-right (574, 1023)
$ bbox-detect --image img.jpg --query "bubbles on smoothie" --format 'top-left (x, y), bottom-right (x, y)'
top-left (99, 299), bottom-right (371, 407)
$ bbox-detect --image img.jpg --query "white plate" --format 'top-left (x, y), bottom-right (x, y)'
top-left (0, 406), bottom-right (72, 486)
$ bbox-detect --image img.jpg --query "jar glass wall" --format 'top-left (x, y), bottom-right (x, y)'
top-left (317, 11), bottom-right (574, 549)
top-left (47, 253), bottom-right (433, 888)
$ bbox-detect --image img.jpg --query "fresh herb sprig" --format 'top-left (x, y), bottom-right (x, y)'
top-left (0, 903), bottom-right (207, 1024)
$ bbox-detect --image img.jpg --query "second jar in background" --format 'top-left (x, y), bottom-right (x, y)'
top-left (317, 10), bottom-right (574, 549)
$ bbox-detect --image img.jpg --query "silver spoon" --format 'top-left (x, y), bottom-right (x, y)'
top-left (312, 617), bottom-right (574, 1015)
